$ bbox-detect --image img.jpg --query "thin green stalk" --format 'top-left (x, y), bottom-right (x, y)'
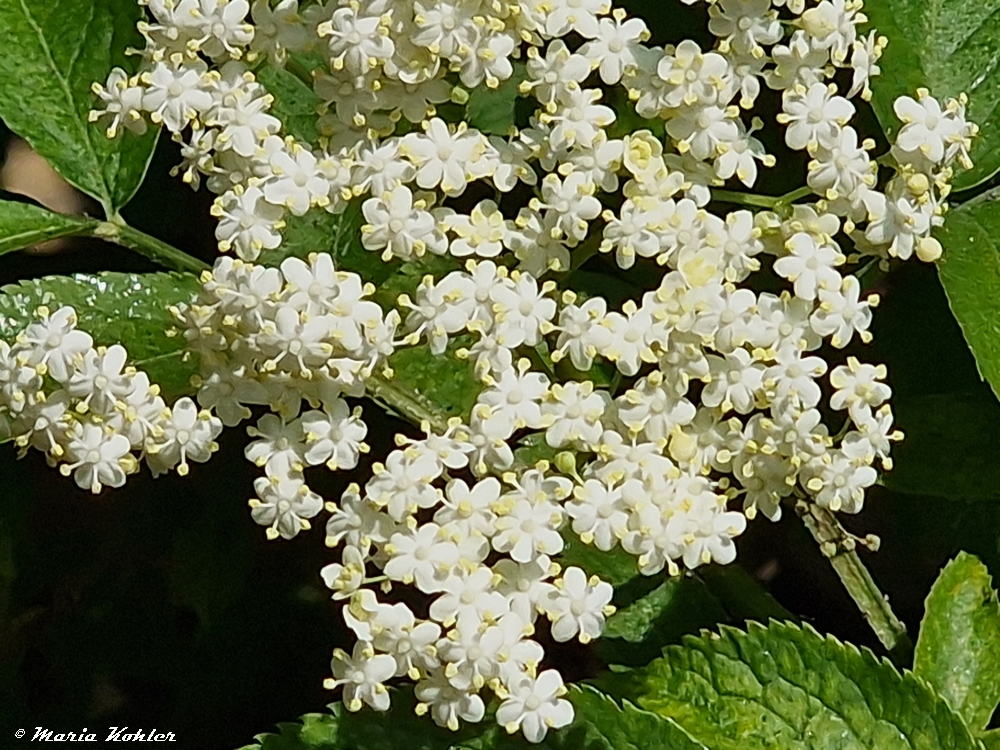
top-left (92, 222), bottom-right (211, 275)
top-left (796, 501), bottom-right (913, 663)
top-left (712, 185), bottom-right (814, 210)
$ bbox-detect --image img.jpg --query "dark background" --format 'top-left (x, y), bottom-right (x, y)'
top-left (2, 61), bottom-right (1000, 750)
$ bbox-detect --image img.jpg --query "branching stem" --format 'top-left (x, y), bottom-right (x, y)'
top-left (795, 501), bottom-right (913, 663)
top-left (91, 222), bottom-right (211, 275)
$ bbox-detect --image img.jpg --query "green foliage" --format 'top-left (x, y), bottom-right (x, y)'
top-left (603, 577), bottom-right (688, 642)
top-left (598, 620), bottom-right (980, 750)
top-left (0, 272), bottom-right (202, 400)
top-left (936, 198), bottom-right (1000, 400)
top-left (382, 337), bottom-right (482, 424)
top-left (915, 552), bottom-right (1000, 733)
top-left (256, 64), bottom-right (323, 145)
top-left (465, 64), bottom-right (527, 136)
top-left (0, 199), bottom-right (97, 256)
top-left (885, 391), bottom-right (1000, 499)
top-left (236, 685), bottom-right (706, 750)
top-left (559, 534), bottom-right (640, 587)
top-left (865, 0), bottom-right (1000, 188)
top-left (0, 0), bottom-right (159, 215)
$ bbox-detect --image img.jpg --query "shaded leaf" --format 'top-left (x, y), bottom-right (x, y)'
top-left (465, 65), bottom-right (526, 136)
top-left (0, 199), bottom-right (97, 256)
top-left (599, 620), bottom-right (980, 750)
top-left (559, 534), bottom-right (639, 587)
top-left (936, 199), bottom-right (1000, 400)
top-left (603, 577), bottom-right (686, 643)
top-left (864, 0), bottom-right (1000, 188)
top-left (0, 0), bottom-right (159, 213)
top-left (0, 272), bottom-right (201, 399)
top-left (885, 391), bottom-right (1000, 499)
top-left (256, 64), bottom-right (322, 145)
top-left (915, 552), bottom-right (1000, 732)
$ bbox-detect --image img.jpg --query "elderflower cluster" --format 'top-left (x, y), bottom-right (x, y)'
top-left (69, 0), bottom-right (977, 742)
top-left (0, 306), bottom-right (222, 492)
top-left (171, 252), bottom-right (398, 539)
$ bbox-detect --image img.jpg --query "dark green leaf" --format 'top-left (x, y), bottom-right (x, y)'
top-left (0, 199), bottom-right (97, 256)
top-left (865, 0), bottom-right (1000, 188)
top-left (599, 620), bottom-right (980, 750)
top-left (237, 685), bottom-right (707, 750)
top-left (915, 552), bottom-right (1000, 733)
top-left (596, 574), bottom-right (730, 669)
top-left (0, 0), bottom-right (159, 213)
top-left (936, 199), bottom-right (1000, 400)
top-left (696, 565), bottom-right (796, 626)
top-left (604, 577), bottom-right (686, 642)
top-left (0, 272), bottom-right (201, 399)
top-left (559, 534), bottom-right (639, 587)
top-left (256, 64), bottom-right (322, 144)
top-left (885, 391), bottom-right (1000, 500)
top-left (465, 64), bottom-right (526, 136)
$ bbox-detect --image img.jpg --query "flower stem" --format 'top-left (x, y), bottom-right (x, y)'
top-left (92, 222), bottom-right (211, 275)
top-left (796, 501), bottom-right (913, 663)
top-left (712, 185), bottom-right (814, 209)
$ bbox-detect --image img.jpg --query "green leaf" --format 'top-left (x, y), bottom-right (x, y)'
top-left (936, 198), bottom-right (1000, 400)
top-left (237, 685), bottom-right (707, 750)
top-left (599, 620), bottom-right (980, 750)
top-left (256, 64), bottom-right (322, 144)
top-left (559, 534), bottom-right (640, 587)
top-left (0, 0), bottom-right (159, 214)
top-left (865, 0), bottom-right (1000, 189)
top-left (561, 685), bottom-right (708, 750)
top-left (915, 552), bottom-right (1000, 733)
top-left (983, 729), bottom-right (1000, 749)
top-left (884, 391), bottom-right (1000, 500)
top-left (604, 578), bottom-right (687, 643)
top-left (0, 272), bottom-right (201, 399)
top-left (378, 336), bottom-right (481, 425)
top-left (465, 64), bottom-right (526, 136)
top-left (267, 201), bottom-right (396, 284)
top-left (0, 199), bottom-right (97, 256)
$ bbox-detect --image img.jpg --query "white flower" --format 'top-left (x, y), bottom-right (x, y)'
top-left (773, 232), bottom-right (844, 300)
top-left (15, 306), bottom-right (92, 382)
top-left (141, 60), bottom-right (215, 132)
top-left (829, 357), bottom-right (890, 422)
top-left (66, 345), bottom-right (134, 414)
top-left (400, 119), bottom-right (484, 196)
top-left (778, 82), bottom-right (855, 152)
top-left (146, 397), bottom-right (222, 476)
top-left (302, 400), bottom-right (368, 470)
top-left (263, 143), bottom-right (330, 215)
top-left (384, 523), bottom-right (461, 592)
top-left (250, 475), bottom-right (323, 539)
top-left (89, 68), bottom-right (148, 138)
top-left (329, 641), bottom-right (397, 712)
top-left (496, 670), bottom-right (574, 744)
top-left (810, 275), bottom-right (874, 347)
top-left (579, 9), bottom-right (649, 84)
top-left (361, 185), bottom-right (442, 261)
top-left (59, 423), bottom-right (133, 493)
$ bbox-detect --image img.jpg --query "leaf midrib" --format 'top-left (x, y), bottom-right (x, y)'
top-left (13, 0), bottom-right (112, 210)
